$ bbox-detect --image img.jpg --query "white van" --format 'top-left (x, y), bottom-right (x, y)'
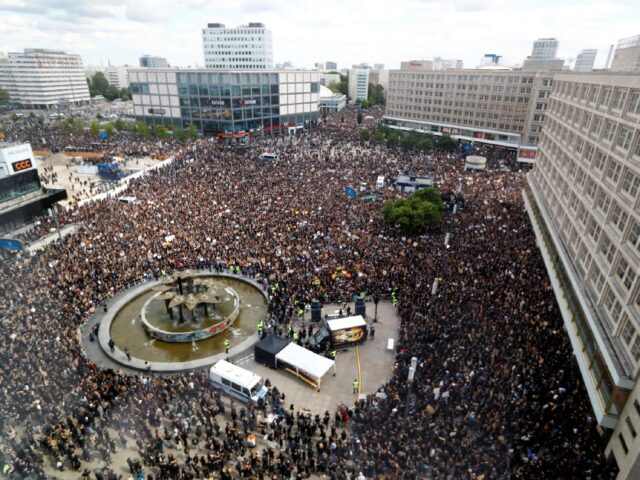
top-left (118, 196), bottom-right (140, 205)
top-left (259, 152), bottom-right (278, 161)
top-left (376, 175), bottom-right (385, 188)
top-left (209, 359), bottom-right (268, 404)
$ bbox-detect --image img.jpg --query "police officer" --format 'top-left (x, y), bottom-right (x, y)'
top-left (330, 350), bottom-right (336, 360)
top-left (352, 378), bottom-right (359, 395)
top-left (224, 339), bottom-right (230, 354)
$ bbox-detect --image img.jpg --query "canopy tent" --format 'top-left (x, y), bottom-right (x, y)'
top-left (254, 334), bottom-right (290, 368)
top-left (275, 343), bottom-right (336, 391)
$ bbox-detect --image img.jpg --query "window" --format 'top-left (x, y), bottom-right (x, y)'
top-left (629, 91), bottom-right (640, 114)
top-left (632, 336), bottom-right (640, 362)
top-left (606, 160), bottom-right (622, 184)
top-left (621, 170), bottom-right (640, 198)
top-left (612, 90), bottom-right (626, 110)
top-left (603, 121), bottom-right (616, 143)
top-left (611, 203), bottom-right (629, 233)
top-left (622, 320), bottom-right (636, 345)
top-left (619, 433), bottom-right (629, 454)
top-left (635, 399), bottom-right (640, 417)
top-left (600, 235), bottom-right (616, 264)
top-left (617, 127), bottom-right (633, 150)
top-left (628, 220), bottom-right (640, 254)
top-left (627, 417), bottom-right (637, 438)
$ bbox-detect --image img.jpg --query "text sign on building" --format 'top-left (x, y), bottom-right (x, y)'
top-left (11, 159), bottom-right (33, 173)
top-left (240, 99), bottom-right (257, 105)
top-left (148, 108), bottom-right (166, 115)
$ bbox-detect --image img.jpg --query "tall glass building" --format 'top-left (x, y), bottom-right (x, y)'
top-left (129, 69), bottom-right (320, 136)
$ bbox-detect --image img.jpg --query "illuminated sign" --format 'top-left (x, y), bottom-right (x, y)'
top-left (11, 159), bottom-right (33, 172)
top-left (240, 99), bottom-right (257, 105)
top-left (147, 108), bottom-right (166, 115)
top-left (519, 149), bottom-right (537, 159)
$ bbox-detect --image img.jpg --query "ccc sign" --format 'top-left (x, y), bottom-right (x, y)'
top-left (11, 159), bottom-right (33, 172)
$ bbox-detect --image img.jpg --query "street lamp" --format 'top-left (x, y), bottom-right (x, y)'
top-left (373, 293), bottom-right (380, 323)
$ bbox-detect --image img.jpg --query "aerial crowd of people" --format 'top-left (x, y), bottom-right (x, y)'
top-left (0, 108), bottom-right (617, 479)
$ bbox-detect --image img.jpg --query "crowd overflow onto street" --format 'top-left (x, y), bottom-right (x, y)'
top-left (0, 108), bottom-right (617, 479)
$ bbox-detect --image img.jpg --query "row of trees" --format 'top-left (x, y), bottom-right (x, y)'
top-left (88, 73), bottom-right (131, 101)
top-left (381, 187), bottom-right (444, 234)
top-left (359, 125), bottom-right (457, 152)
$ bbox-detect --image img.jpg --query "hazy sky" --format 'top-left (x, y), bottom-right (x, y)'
top-left (1, 0), bottom-right (639, 70)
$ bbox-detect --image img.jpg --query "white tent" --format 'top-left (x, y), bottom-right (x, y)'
top-left (275, 343), bottom-right (336, 390)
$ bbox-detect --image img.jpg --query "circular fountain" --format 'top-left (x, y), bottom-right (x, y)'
top-left (93, 271), bottom-right (269, 372)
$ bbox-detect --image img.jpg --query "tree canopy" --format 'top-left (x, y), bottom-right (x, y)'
top-left (89, 73), bottom-right (131, 101)
top-left (381, 187), bottom-right (444, 234)
top-left (328, 75), bottom-right (348, 95)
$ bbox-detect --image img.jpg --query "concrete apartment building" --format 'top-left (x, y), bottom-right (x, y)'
top-left (531, 37), bottom-right (560, 60)
top-left (611, 35), bottom-right (640, 73)
top-left (524, 72), bottom-right (640, 480)
top-left (139, 55), bottom-right (169, 68)
top-left (202, 23), bottom-right (273, 69)
top-left (575, 49), bottom-right (598, 73)
top-left (384, 65), bottom-right (554, 161)
top-left (0, 48), bottom-right (90, 109)
top-left (348, 69), bottom-right (369, 101)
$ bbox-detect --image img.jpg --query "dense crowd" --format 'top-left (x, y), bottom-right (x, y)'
top-left (0, 107), bottom-right (616, 479)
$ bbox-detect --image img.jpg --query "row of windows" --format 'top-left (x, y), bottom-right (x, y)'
top-left (554, 80), bottom-right (640, 116)
top-left (392, 73), bottom-right (537, 84)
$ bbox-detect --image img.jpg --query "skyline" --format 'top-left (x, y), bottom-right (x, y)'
top-left (0, 0), bottom-right (639, 70)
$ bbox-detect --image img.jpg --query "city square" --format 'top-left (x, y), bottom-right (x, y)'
top-left (1, 2), bottom-right (640, 479)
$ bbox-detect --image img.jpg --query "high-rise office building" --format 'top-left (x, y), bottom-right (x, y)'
top-left (385, 65), bottom-right (554, 152)
top-left (105, 65), bottom-right (130, 89)
top-left (611, 35), bottom-right (640, 73)
top-left (130, 68), bottom-right (319, 136)
top-left (325, 61), bottom-right (337, 71)
top-left (531, 37), bottom-right (560, 60)
top-left (0, 48), bottom-right (90, 108)
top-left (575, 49), bottom-right (598, 72)
top-left (433, 57), bottom-right (464, 70)
top-left (139, 55), bottom-right (169, 68)
top-left (202, 23), bottom-right (273, 69)
top-left (523, 72), bottom-right (640, 480)
top-left (348, 69), bottom-right (369, 101)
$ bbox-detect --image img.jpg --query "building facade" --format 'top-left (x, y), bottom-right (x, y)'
top-left (575, 49), bottom-right (598, 73)
top-left (129, 69), bottom-right (319, 136)
top-left (139, 55), bottom-right (169, 68)
top-left (433, 57), bottom-right (464, 70)
top-left (202, 23), bottom-right (273, 70)
top-left (384, 67), bottom-right (555, 154)
top-left (105, 65), bottom-right (130, 89)
top-left (524, 72), bottom-right (640, 480)
top-left (348, 69), bottom-right (369, 101)
top-left (0, 142), bottom-right (67, 235)
top-left (531, 37), bottom-right (560, 60)
top-left (319, 85), bottom-right (346, 113)
top-left (0, 49), bottom-right (90, 109)
top-left (611, 35), bottom-right (640, 73)
top-left (325, 61), bottom-right (337, 71)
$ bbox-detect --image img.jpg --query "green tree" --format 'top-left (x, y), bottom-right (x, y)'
top-left (359, 129), bottom-right (370, 141)
top-left (104, 123), bottom-right (116, 135)
top-left (136, 121), bottom-right (151, 138)
top-left (367, 83), bottom-right (385, 106)
top-left (357, 111), bottom-right (363, 124)
top-left (436, 134), bottom-right (457, 151)
top-left (104, 85), bottom-right (120, 101)
top-left (186, 124), bottom-right (198, 139)
top-left (174, 126), bottom-right (187, 143)
top-left (418, 137), bottom-right (435, 152)
top-left (387, 130), bottom-right (401, 147)
top-left (381, 188), bottom-right (443, 234)
top-left (89, 72), bottom-right (109, 97)
top-left (373, 130), bottom-right (385, 142)
top-left (0, 86), bottom-right (10, 104)
top-left (114, 118), bottom-right (125, 131)
top-left (156, 125), bottom-right (169, 140)
top-left (328, 74), bottom-right (348, 95)
top-left (120, 87), bottom-right (131, 101)
top-left (90, 121), bottom-right (100, 135)
top-left (413, 187), bottom-right (444, 213)
top-left (401, 134), bottom-right (418, 149)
